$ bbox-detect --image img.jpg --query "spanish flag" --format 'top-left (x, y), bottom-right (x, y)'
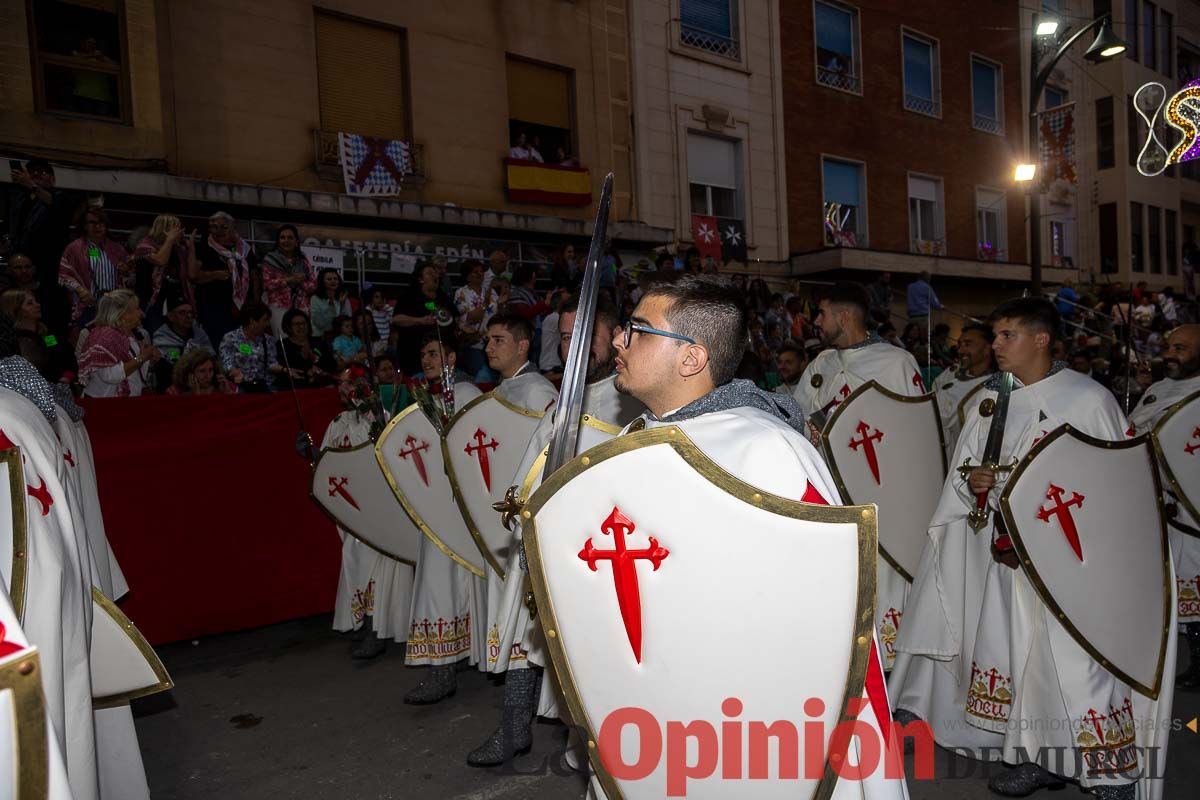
top-left (505, 159), bottom-right (592, 207)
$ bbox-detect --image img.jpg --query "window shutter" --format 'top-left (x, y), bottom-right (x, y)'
top-left (315, 12), bottom-right (407, 139)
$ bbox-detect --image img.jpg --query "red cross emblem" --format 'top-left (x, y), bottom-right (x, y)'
top-left (1036, 483), bottom-right (1086, 562)
top-left (464, 428), bottom-right (499, 491)
top-left (352, 136), bottom-right (408, 186)
top-left (1185, 427), bottom-right (1200, 456)
top-left (912, 371), bottom-right (925, 391)
top-left (0, 429), bottom-right (55, 515)
top-left (328, 476), bottom-right (360, 511)
top-left (64, 449), bottom-right (75, 467)
top-left (0, 622), bottom-right (24, 657)
top-left (882, 607), bottom-right (902, 630)
top-left (849, 420), bottom-right (884, 484)
top-left (830, 383), bottom-right (851, 407)
top-left (578, 507), bottom-right (669, 664)
top-left (1081, 708), bottom-right (1108, 743)
top-left (398, 435), bottom-right (430, 486)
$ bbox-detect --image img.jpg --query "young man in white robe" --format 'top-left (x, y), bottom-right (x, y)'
top-left (1129, 324), bottom-right (1200, 690)
top-left (468, 297), bottom-right (642, 767)
top-left (596, 274), bottom-right (907, 800)
top-left (891, 298), bottom-right (1174, 800)
top-left (402, 332), bottom-right (485, 704)
top-left (931, 322), bottom-right (996, 462)
top-left (794, 282), bottom-right (924, 668)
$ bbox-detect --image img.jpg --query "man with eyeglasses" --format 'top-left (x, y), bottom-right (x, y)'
top-left (469, 296), bottom-right (642, 767)
top-left (151, 295), bottom-right (213, 391)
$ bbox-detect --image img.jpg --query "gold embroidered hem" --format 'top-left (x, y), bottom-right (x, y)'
top-left (485, 624), bottom-right (528, 669)
top-left (351, 580), bottom-right (375, 625)
top-left (405, 614), bottom-right (472, 665)
top-left (965, 660), bottom-right (1013, 731)
top-left (879, 607), bottom-right (901, 670)
top-left (1075, 704), bottom-right (1139, 777)
top-left (1178, 576), bottom-right (1200, 620)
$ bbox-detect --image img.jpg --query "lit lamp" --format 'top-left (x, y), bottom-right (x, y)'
top-left (1014, 163), bottom-right (1037, 182)
top-left (1036, 19), bottom-right (1060, 37)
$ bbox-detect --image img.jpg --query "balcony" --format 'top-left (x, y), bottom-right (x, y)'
top-left (910, 238), bottom-right (946, 256)
top-left (904, 93), bottom-right (940, 117)
top-left (313, 129), bottom-right (426, 189)
top-left (973, 114), bottom-right (1003, 135)
top-left (679, 23), bottom-right (741, 61)
top-left (817, 66), bottom-right (861, 94)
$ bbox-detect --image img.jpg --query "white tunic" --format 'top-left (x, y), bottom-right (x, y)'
top-left (405, 381), bottom-right (489, 668)
top-left (1130, 374), bottom-right (1200, 624)
top-left (891, 369), bottom-right (1175, 796)
top-left (795, 339), bottom-right (924, 669)
top-left (493, 363), bottom-right (557, 412)
top-left (931, 368), bottom-right (992, 464)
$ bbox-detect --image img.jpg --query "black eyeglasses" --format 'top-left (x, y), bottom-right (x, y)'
top-left (619, 322), bottom-right (696, 349)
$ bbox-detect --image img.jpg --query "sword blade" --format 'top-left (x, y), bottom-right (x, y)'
top-left (546, 173), bottom-right (614, 476)
top-left (981, 371), bottom-right (1014, 466)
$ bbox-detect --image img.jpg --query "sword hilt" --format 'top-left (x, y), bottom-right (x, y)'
top-left (959, 458), bottom-right (1017, 532)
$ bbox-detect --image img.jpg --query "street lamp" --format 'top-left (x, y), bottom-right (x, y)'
top-left (1027, 13), bottom-right (1126, 296)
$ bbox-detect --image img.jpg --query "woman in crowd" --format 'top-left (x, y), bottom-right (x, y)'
top-left (453, 259), bottom-right (498, 379)
top-left (58, 206), bottom-right (132, 332)
top-left (132, 214), bottom-right (196, 329)
top-left (275, 308), bottom-right (335, 389)
top-left (77, 288), bottom-right (160, 398)
top-left (192, 211), bottom-right (256, 344)
top-left (550, 243), bottom-right (578, 289)
top-left (309, 268), bottom-right (352, 338)
top-left (352, 308), bottom-right (385, 358)
top-left (261, 224), bottom-right (317, 334)
top-left (168, 349), bottom-right (234, 395)
top-left (0, 288), bottom-right (74, 381)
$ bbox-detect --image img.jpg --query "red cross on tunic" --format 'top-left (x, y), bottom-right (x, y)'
top-left (1082, 708), bottom-right (1108, 742)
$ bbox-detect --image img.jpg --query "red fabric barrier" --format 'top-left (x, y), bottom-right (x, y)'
top-left (82, 390), bottom-right (346, 645)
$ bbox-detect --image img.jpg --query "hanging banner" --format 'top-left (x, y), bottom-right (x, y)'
top-left (1039, 103), bottom-right (1077, 188)
top-left (339, 132), bottom-right (411, 196)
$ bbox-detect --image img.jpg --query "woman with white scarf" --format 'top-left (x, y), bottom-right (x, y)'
top-left (191, 211), bottom-right (257, 343)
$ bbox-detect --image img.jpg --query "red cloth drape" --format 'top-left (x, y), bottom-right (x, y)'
top-left (83, 390), bottom-right (345, 644)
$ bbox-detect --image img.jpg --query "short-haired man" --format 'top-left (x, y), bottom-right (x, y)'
top-left (1130, 324), bottom-right (1200, 690)
top-left (401, 331), bottom-right (486, 700)
top-left (468, 296), bottom-right (643, 767)
top-left (217, 301), bottom-right (280, 390)
top-left (892, 299), bottom-right (1164, 800)
top-left (152, 295), bottom-right (213, 389)
top-left (484, 312), bottom-right (556, 411)
top-left (774, 341), bottom-right (808, 399)
top-left (795, 281), bottom-right (924, 666)
top-left (931, 321), bottom-right (996, 460)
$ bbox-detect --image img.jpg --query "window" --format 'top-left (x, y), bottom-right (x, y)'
top-left (1096, 97), bottom-right (1115, 170)
top-left (1148, 205), bottom-right (1162, 273)
top-left (822, 157), bottom-right (866, 246)
top-left (25, 0), bottom-right (130, 122)
top-left (688, 133), bottom-right (740, 221)
top-left (1180, 40), bottom-right (1200, 85)
top-left (902, 32), bottom-right (940, 116)
top-left (815, 1), bottom-right (861, 93)
top-left (680, 0), bottom-right (740, 60)
top-left (1143, 1), bottom-right (1157, 69)
top-left (1099, 203), bottom-right (1119, 274)
top-left (1131, 202), bottom-right (1144, 272)
top-left (1044, 86), bottom-right (1067, 110)
top-left (908, 175), bottom-right (944, 254)
top-left (1166, 209), bottom-right (1178, 275)
top-left (1125, 0), bottom-right (1139, 63)
top-left (315, 11), bottom-right (408, 140)
top-left (1049, 220), bottom-right (1073, 267)
top-left (506, 57), bottom-right (576, 163)
top-left (976, 187), bottom-right (1006, 260)
top-left (1160, 11), bottom-right (1173, 77)
top-left (971, 56), bottom-right (1002, 134)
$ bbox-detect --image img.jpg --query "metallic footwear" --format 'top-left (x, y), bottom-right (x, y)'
top-left (892, 708), bottom-right (921, 756)
top-left (404, 665), bottom-right (457, 705)
top-left (1090, 784), bottom-right (1135, 800)
top-left (351, 616), bottom-right (388, 659)
top-left (466, 668), bottom-right (540, 767)
top-left (1177, 623), bottom-right (1200, 691)
top-left (987, 763), bottom-right (1066, 797)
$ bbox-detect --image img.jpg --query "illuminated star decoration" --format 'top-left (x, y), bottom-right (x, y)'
top-left (1135, 78), bottom-right (1200, 176)
top-left (724, 226), bottom-right (742, 246)
top-left (696, 223), bottom-right (717, 244)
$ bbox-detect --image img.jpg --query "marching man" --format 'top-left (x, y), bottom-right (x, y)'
top-left (402, 331), bottom-right (486, 704)
top-left (892, 298), bottom-right (1174, 799)
top-left (931, 322), bottom-right (996, 460)
top-left (794, 282), bottom-right (924, 666)
top-left (1129, 324), bottom-right (1200, 690)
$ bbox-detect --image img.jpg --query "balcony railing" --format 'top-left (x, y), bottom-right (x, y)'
top-left (817, 65), bottom-right (861, 93)
top-left (973, 114), bottom-right (1003, 135)
top-left (910, 238), bottom-right (946, 256)
top-left (679, 24), bottom-right (741, 60)
top-left (313, 129), bottom-right (426, 188)
top-left (904, 93), bottom-right (940, 117)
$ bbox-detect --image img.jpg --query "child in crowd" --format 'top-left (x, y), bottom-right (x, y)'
top-left (331, 315), bottom-right (366, 369)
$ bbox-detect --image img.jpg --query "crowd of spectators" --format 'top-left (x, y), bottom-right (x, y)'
top-left (3, 158), bottom-right (1197, 411)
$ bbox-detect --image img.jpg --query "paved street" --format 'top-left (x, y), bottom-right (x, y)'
top-left (133, 614), bottom-right (1200, 799)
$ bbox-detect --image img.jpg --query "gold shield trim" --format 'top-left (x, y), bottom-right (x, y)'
top-left (309, 441), bottom-right (418, 568)
top-left (998, 425), bottom-right (1171, 700)
top-left (1150, 389), bottom-right (1200, 529)
top-left (1, 448), bottom-right (29, 623)
top-left (524, 425), bottom-right (878, 800)
top-left (443, 391), bottom-right (548, 579)
top-left (91, 586), bottom-right (174, 709)
top-left (955, 380), bottom-right (989, 431)
top-left (0, 646), bottom-right (49, 799)
top-left (819, 380), bottom-right (947, 582)
top-left (375, 404), bottom-right (485, 577)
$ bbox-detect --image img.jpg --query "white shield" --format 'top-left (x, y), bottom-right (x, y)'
top-left (375, 405), bottom-right (486, 578)
top-left (443, 392), bottom-right (546, 578)
top-left (311, 441), bottom-right (422, 566)
top-left (90, 587), bottom-right (173, 707)
top-left (1151, 389), bottom-right (1200, 528)
top-left (0, 593), bottom-right (47, 800)
top-left (821, 381), bottom-right (946, 581)
top-left (0, 448), bottom-right (28, 622)
top-left (999, 426), bottom-right (1171, 698)
top-left (525, 427), bottom-right (876, 800)
top-left (516, 415), bottom-right (625, 503)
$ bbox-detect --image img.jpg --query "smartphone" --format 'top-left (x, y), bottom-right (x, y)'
top-left (8, 159), bottom-right (22, 173)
